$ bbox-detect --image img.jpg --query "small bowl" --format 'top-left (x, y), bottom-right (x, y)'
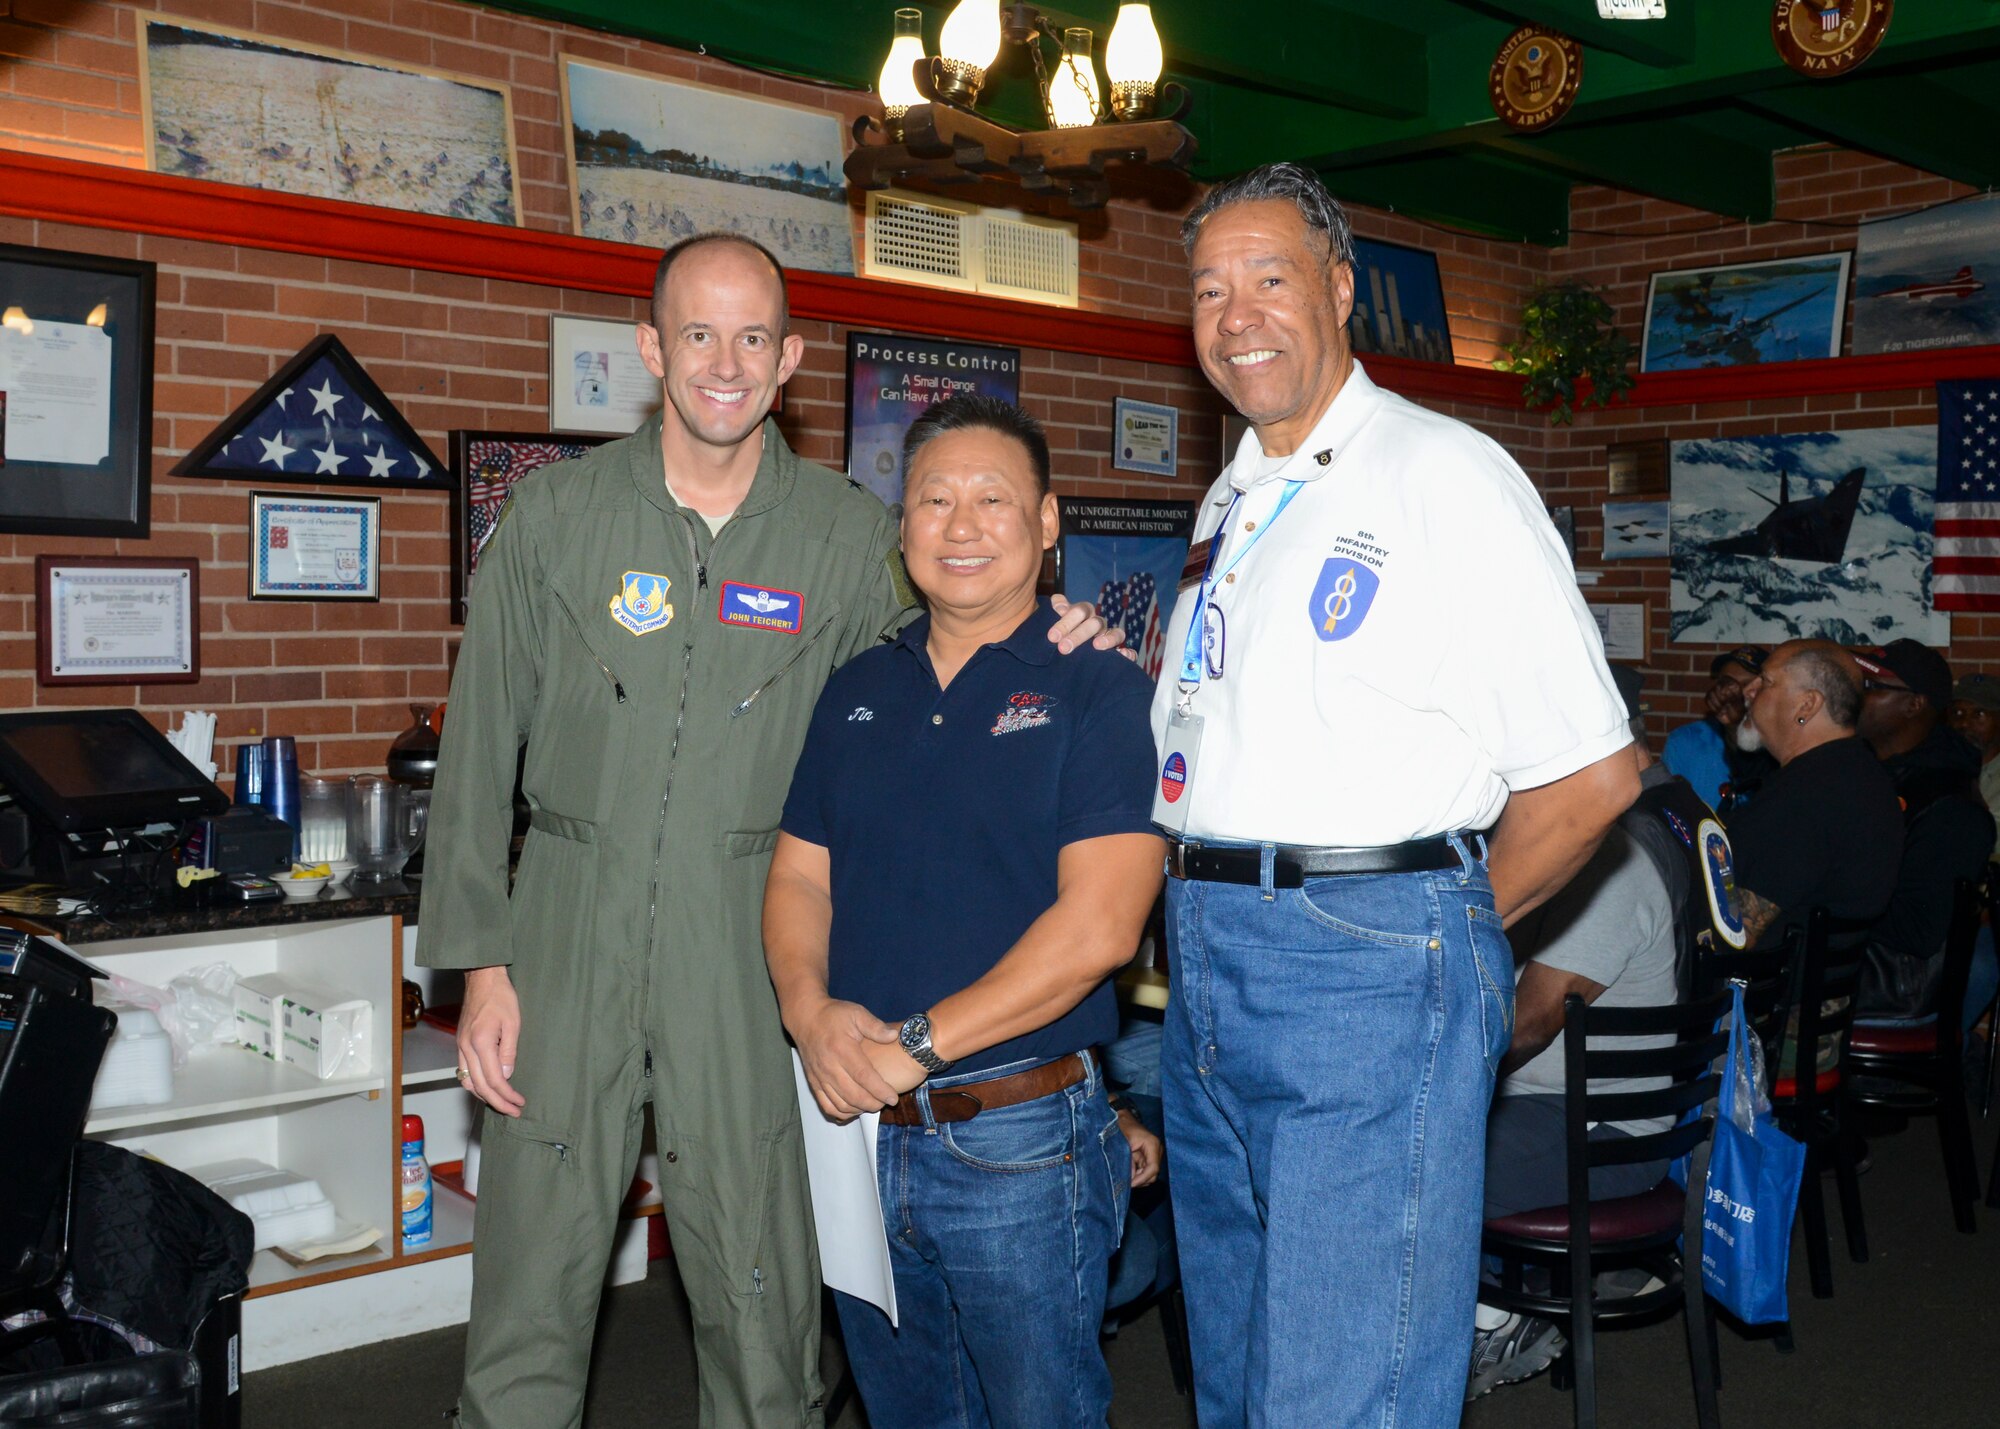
top-left (326, 860), bottom-right (357, 884)
top-left (278, 873), bottom-right (331, 899)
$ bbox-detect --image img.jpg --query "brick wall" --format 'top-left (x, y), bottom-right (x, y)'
top-left (1545, 148), bottom-right (1981, 734)
top-left (0, 0), bottom-right (1543, 779)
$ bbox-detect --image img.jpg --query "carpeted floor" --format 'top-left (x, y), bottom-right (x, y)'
top-left (247, 1105), bottom-right (1999, 1426)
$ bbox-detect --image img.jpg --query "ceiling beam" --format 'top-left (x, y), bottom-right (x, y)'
top-left (981, 1), bottom-right (1432, 117)
top-left (1742, 77), bottom-right (2000, 190)
top-left (1321, 152), bottom-right (1573, 244)
top-left (1467, 0), bottom-right (1697, 68)
top-left (1478, 118), bottom-right (1773, 223)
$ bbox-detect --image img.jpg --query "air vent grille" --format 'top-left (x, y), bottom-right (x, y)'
top-left (864, 189), bottom-right (1078, 308)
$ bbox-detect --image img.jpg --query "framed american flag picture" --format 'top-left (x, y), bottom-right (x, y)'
top-left (449, 430), bottom-right (608, 624)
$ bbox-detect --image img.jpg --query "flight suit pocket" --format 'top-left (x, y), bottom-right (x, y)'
top-left (529, 587), bottom-right (635, 827)
top-left (725, 602), bottom-right (841, 834)
top-left (482, 1110), bottom-right (578, 1166)
top-left (722, 828), bottom-right (779, 858)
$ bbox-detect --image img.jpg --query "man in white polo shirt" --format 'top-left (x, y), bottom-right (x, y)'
top-left (1155, 163), bottom-right (1639, 1427)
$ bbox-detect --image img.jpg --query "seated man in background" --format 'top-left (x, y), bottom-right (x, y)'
top-left (1853, 642), bottom-right (1996, 1025)
top-left (765, 395), bottom-right (1163, 1429)
top-left (1725, 640), bottom-right (1903, 952)
top-left (1469, 667), bottom-right (1739, 1399)
top-left (1665, 646), bottom-right (1775, 812)
top-left (1947, 672), bottom-right (2000, 863)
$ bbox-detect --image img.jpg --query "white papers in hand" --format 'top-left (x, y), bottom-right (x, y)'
top-left (791, 1052), bottom-right (897, 1327)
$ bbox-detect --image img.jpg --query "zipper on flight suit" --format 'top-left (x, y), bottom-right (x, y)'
top-left (641, 509), bottom-right (711, 1030)
top-left (548, 588), bottom-right (627, 703)
top-left (730, 607), bottom-right (838, 719)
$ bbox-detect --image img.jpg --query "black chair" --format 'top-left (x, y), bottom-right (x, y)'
top-left (1481, 984), bottom-right (1731, 1429)
top-left (1848, 878), bottom-right (1982, 1233)
top-left (1764, 908), bottom-right (1867, 1298)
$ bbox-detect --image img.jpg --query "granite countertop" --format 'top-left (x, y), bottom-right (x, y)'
top-left (50, 877), bottom-right (421, 946)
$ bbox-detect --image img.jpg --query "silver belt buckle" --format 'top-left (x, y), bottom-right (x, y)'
top-left (1167, 841), bottom-right (1189, 880)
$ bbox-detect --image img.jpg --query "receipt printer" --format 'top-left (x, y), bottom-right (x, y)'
top-left (182, 805), bottom-right (295, 876)
top-left (0, 930), bottom-right (116, 1281)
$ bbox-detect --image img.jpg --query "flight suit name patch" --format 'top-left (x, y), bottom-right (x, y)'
top-left (610, 571), bottom-right (674, 635)
top-left (718, 581), bottom-right (806, 634)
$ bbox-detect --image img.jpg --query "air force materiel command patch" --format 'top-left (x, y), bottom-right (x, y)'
top-left (610, 571), bottom-right (674, 635)
top-left (719, 581), bottom-right (806, 634)
top-left (1308, 558), bottom-right (1381, 642)
top-left (1698, 817), bottom-right (1750, 951)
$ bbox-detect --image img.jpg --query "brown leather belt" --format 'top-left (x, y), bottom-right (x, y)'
top-left (879, 1053), bottom-right (1088, 1127)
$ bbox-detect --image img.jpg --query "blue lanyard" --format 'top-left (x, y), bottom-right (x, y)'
top-left (1177, 479), bottom-right (1305, 692)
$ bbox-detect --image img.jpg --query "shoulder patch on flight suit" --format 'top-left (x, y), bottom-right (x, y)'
top-left (885, 548), bottom-right (919, 612)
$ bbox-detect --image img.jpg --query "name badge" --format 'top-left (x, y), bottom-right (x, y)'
top-left (718, 581), bottom-right (806, 634)
top-left (1151, 710), bottom-right (1203, 833)
top-left (1178, 538), bottom-right (1215, 593)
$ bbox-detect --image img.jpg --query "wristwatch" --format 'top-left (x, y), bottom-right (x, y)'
top-left (899, 1012), bottom-right (951, 1075)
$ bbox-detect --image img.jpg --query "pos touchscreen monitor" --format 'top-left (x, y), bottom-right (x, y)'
top-left (0, 709), bottom-right (227, 834)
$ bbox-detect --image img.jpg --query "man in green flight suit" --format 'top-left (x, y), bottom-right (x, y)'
top-left (418, 233), bottom-right (1110, 1429)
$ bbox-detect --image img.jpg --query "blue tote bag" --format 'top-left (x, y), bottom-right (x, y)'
top-left (1700, 982), bottom-right (1807, 1324)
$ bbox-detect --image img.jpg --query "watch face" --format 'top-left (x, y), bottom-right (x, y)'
top-left (900, 1014), bottom-right (927, 1051)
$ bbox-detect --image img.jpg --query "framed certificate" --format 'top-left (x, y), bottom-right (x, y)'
top-left (1112, 397), bottom-right (1178, 477)
top-left (549, 315), bottom-right (662, 436)
top-left (36, 556), bottom-right (200, 686)
top-left (249, 491), bottom-right (381, 601)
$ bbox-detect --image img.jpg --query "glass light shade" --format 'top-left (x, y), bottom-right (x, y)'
top-left (1046, 28), bottom-right (1102, 128)
top-left (938, 0), bottom-right (1002, 72)
top-left (878, 10), bottom-right (927, 120)
top-left (1105, 4), bottom-right (1163, 87)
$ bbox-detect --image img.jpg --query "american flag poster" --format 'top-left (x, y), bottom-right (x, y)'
top-left (1057, 498), bottom-right (1196, 680)
top-left (1934, 379), bottom-right (2000, 611)
top-left (448, 430), bottom-right (607, 623)
top-left (173, 334), bottom-right (447, 490)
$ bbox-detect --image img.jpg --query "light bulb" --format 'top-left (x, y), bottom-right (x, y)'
top-left (877, 9), bottom-right (927, 120)
top-left (939, 0), bottom-right (1001, 74)
top-left (1105, 3), bottom-right (1163, 119)
top-left (1047, 28), bottom-right (1101, 128)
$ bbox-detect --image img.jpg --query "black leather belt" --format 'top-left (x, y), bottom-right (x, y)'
top-left (1165, 835), bottom-right (1464, 888)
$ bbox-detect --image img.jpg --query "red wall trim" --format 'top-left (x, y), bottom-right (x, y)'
top-left (9, 150), bottom-right (1999, 416)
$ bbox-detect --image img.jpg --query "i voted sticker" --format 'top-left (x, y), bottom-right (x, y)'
top-left (1308, 558), bottom-right (1381, 643)
top-left (1160, 751), bottom-right (1188, 804)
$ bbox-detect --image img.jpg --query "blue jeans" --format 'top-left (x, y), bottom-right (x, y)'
top-left (834, 1052), bottom-right (1131, 1429)
top-left (1163, 835), bottom-right (1512, 1428)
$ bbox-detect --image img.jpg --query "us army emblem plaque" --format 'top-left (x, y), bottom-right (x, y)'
top-left (1772, 0), bottom-right (1891, 78)
top-left (1490, 27), bottom-right (1582, 132)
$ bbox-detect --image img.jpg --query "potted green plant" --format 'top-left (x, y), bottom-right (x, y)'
top-left (1493, 283), bottom-right (1635, 425)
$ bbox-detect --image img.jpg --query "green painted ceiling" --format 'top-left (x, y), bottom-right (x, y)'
top-left (490, 0), bottom-right (2000, 243)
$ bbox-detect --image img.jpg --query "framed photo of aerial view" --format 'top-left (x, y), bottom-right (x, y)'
top-left (1640, 252), bottom-right (1850, 372)
top-left (449, 431), bottom-right (608, 623)
top-left (0, 243), bottom-right (155, 538)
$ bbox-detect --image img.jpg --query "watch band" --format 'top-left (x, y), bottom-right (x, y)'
top-left (900, 1012), bottom-right (951, 1074)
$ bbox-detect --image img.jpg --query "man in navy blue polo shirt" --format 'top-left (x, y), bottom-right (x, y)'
top-left (764, 394), bottom-right (1163, 1428)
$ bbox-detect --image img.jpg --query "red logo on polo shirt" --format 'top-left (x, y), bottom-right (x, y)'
top-left (1160, 752), bottom-right (1187, 803)
top-left (991, 691), bottom-right (1056, 736)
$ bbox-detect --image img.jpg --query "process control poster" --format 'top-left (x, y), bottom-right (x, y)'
top-left (845, 333), bottom-right (1021, 509)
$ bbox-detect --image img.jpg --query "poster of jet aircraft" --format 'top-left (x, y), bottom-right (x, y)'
top-left (1852, 193), bottom-right (2000, 355)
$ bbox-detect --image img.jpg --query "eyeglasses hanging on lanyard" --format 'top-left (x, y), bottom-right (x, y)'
top-left (1176, 479), bottom-right (1306, 704)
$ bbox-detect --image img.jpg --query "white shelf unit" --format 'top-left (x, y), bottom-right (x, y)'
top-left (64, 911), bottom-right (656, 1371)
